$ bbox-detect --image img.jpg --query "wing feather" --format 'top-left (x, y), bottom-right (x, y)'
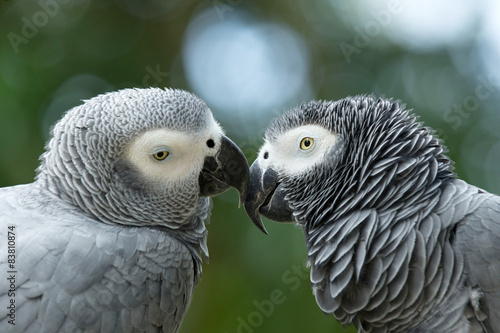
top-left (0, 184), bottom-right (197, 332)
top-left (456, 188), bottom-right (500, 332)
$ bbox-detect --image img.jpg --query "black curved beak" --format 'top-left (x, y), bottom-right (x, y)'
top-left (244, 161), bottom-right (294, 235)
top-left (199, 135), bottom-right (249, 208)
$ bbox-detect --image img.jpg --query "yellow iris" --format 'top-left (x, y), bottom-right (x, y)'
top-left (300, 137), bottom-right (314, 150)
top-left (153, 151), bottom-right (169, 160)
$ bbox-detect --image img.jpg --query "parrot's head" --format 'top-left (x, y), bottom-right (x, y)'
top-left (245, 96), bottom-right (454, 233)
top-left (37, 88), bottom-right (250, 229)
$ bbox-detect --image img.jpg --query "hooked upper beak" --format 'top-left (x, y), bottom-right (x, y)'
top-left (244, 160), bottom-right (294, 235)
top-left (198, 135), bottom-right (250, 208)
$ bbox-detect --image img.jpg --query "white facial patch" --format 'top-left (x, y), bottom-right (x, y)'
top-left (125, 119), bottom-right (223, 185)
top-left (258, 124), bottom-right (337, 176)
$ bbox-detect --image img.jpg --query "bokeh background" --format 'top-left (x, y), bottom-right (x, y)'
top-left (1, 0), bottom-right (499, 332)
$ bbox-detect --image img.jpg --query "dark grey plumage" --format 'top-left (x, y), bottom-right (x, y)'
top-left (245, 96), bottom-right (500, 332)
top-left (0, 88), bottom-right (251, 332)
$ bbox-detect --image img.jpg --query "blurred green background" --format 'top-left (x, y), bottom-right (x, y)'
top-left (1, 0), bottom-right (499, 332)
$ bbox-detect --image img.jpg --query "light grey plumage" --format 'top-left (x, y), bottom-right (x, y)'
top-left (245, 96), bottom-right (500, 332)
top-left (0, 88), bottom-right (251, 333)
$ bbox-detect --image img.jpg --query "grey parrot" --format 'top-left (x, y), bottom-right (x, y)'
top-left (245, 96), bottom-right (500, 332)
top-left (0, 88), bottom-right (251, 333)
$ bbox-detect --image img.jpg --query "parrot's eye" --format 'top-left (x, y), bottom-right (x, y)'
top-left (300, 137), bottom-right (314, 150)
top-left (153, 151), bottom-right (169, 161)
top-left (206, 139), bottom-right (215, 148)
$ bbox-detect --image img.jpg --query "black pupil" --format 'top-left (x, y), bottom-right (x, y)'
top-left (207, 139), bottom-right (215, 148)
top-left (304, 139), bottom-right (311, 147)
top-left (264, 152), bottom-right (269, 159)
top-left (157, 152), bottom-right (165, 158)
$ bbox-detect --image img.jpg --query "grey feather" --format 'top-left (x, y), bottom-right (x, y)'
top-left (0, 88), bottom-right (249, 333)
top-left (247, 96), bottom-right (500, 332)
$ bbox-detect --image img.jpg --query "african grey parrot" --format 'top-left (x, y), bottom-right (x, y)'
top-left (0, 88), bottom-right (251, 333)
top-left (245, 96), bottom-right (500, 332)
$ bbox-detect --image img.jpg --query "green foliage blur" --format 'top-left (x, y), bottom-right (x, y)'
top-left (1, 0), bottom-right (498, 332)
